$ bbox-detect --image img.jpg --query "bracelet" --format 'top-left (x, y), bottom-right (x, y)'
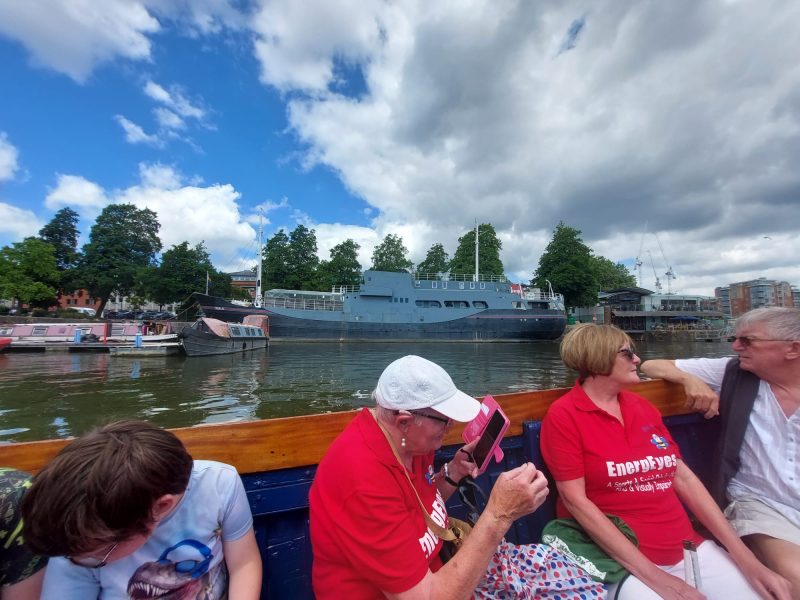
top-left (441, 462), bottom-right (460, 487)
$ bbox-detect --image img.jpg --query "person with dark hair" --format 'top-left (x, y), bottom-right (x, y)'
top-left (641, 307), bottom-right (800, 596)
top-left (0, 468), bottom-right (47, 600)
top-left (21, 420), bottom-right (261, 599)
top-left (541, 324), bottom-right (790, 600)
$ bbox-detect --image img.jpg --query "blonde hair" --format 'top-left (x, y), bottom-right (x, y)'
top-left (559, 323), bottom-right (633, 380)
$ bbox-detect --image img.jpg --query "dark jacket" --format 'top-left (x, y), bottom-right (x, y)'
top-left (710, 358), bottom-right (761, 509)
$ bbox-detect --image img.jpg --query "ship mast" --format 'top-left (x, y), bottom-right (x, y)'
top-left (254, 216), bottom-right (263, 308)
top-left (474, 220), bottom-right (479, 282)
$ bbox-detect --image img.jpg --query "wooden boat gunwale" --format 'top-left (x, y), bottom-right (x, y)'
top-left (0, 378), bottom-right (690, 475)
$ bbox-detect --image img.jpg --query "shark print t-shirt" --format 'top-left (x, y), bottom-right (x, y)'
top-left (41, 460), bottom-right (253, 600)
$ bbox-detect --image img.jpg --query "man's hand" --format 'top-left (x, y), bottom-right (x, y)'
top-left (683, 376), bottom-right (720, 419)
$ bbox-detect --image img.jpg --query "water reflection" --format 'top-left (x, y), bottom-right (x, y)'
top-left (0, 339), bottom-right (734, 442)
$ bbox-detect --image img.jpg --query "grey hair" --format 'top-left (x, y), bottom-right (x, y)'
top-left (735, 307), bottom-right (800, 341)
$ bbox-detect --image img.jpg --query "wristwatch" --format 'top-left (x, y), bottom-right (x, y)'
top-left (441, 462), bottom-right (460, 487)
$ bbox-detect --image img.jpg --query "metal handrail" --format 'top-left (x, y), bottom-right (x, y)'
top-left (412, 272), bottom-right (509, 283)
top-left (261, 297), bottom-right (343, 312)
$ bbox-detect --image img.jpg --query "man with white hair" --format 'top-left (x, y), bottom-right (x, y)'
top-left (641, 307), bottom-right (800, 596)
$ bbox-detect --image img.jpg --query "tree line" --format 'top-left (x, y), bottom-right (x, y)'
top-left (0, 205), bottom-right (244, 316)
top-left (0, 205), bottom-right (635, 316)
top-left (261, 223), bottom-right (506, 291)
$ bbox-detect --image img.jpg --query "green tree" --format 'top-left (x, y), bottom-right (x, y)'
top-left (318, 239), bottom-right (362, 290)
top-left (144, 241), bottom-right (222, 305)
top-left (532, 222), bottom-right (597, 308)
top-left (371, 233), bottom-right (412, 272)
top-left (286, 225), bottom-right (319, 290)
top-left (0, 238), bottom-right (60, 307)
top-left (262, 230), bottom-right (291, 289)
top-left (449, 224), bottom-right (504, 277)
top-left (416, 243), bottom-right (449, 274)
top-left (73, 204), bottom-right (161, 316)
top-left (38, 207), bottom-right (80, 272)
top-left (591, 256), bottom-right (637, 291)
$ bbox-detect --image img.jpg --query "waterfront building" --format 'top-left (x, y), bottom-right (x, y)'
top-left (714, 286), bottom-right (731, 317)
top-left (717, 277), bottom-right (796, 317)
top-left (596, 287), bottom-right (723, 334)
top-left (58, 289), bottom-right (101, 312)
top-left (229, 269), bottom-right (258, 299)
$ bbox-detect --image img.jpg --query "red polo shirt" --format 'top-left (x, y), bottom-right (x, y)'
top-left (541, 382), bottom-right (703, 565)
top-left (310, 409), bottom-right (445, 598)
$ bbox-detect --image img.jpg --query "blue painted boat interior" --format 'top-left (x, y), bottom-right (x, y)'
top-left (243, 413), bottom-right (718, 599)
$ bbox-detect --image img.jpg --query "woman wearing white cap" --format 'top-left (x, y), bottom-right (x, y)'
top-left (309, 355), bottom-right (603, 599)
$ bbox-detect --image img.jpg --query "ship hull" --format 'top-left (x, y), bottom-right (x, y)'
top-left (189, 293), bottom-right (565, 341)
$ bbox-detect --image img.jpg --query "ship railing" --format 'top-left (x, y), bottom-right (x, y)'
top-left (412, 272), bottom-right (509, 283)
top-left (522, 291), bottom-right (565, 302)
top-left (331, 285), bottom-right (360, 293)
top-left (261, 297), bottom-right (343, 312)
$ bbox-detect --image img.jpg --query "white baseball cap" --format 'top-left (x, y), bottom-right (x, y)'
top-left (375, 355), bottom-right (480, 422)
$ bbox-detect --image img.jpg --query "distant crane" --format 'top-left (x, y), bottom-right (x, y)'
top-left (647, 250), bottom-right (662, 292)
top-left (634, 226), bottom-right (647, 287)
top-left (654, 232), bottom-right (676, 295)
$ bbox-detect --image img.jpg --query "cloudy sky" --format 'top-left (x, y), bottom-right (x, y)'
top-left (1, 0), bottom-right (798, 296)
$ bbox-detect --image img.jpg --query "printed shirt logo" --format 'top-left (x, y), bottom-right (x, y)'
top-left (424, 465), bottom-right (436, 485)
top-left (650, 433), bottom-right (669, 450)
top-left (418, 491), bottom-right (447, 558)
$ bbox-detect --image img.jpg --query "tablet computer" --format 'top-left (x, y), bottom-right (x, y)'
top-left (462, 395), bottom-right (510, 474)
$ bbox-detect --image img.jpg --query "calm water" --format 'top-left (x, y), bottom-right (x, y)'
top-left (0, 339), bottom-right (735, 442)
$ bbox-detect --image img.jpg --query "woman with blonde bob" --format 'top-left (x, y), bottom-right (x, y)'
top-left (541, 324), bottom-right (790, 600)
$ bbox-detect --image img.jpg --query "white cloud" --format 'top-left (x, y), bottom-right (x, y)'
top-left (154, 107), bottom-right (185, 130)
top-left (0, 133), bottom-right (19, 182)
top-left (144, 80), bottom-right (206, 121)
top-left (248, 0), bottom-right (800, 294)
top-left (0, 0), bottom-right (159, 82)
top-left (0, 202), bottom-right (43, 238)
top-left (138, 163), bottom-right (183, 189)
top-left (45, 174), bottom-right (109, 210)
top-left (42, 163), bottom-right (255, 268)
top-left (114, 115), bottom-right (162, 146)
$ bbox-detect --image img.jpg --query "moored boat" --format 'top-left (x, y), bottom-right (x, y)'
top-left (0, 321), bottom-right (177, 345)
top-left (189, 270), bottom-right (567, 342)
top-left (0, 378), bottom-right (714, 600)
top-left (179, 315), bottom-right (269, 356)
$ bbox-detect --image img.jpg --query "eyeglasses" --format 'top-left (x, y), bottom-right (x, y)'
top-left (618, 348), bottom-right (636, 361)
top-left (407, 411), bottom-right (450, 425)
top-left (731, 335), bottom-right (793, 347)
top-left (68, 542), bottom-right (118, 568)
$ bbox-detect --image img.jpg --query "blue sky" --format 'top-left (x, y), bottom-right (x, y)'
top-left (1, 1), bottom-right (799, 295)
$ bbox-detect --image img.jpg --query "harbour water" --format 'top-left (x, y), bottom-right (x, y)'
top-left (0, 339), bottom-right (734, 442)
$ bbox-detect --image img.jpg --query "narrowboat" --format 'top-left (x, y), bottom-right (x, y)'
top-left (0, 378), bottom-right (715, 599)
top-left (179, 315), bottom-right (269, 357)
top-left (0, 321), bottom-right (177, 346)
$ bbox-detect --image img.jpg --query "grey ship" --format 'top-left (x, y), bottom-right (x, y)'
top-left (190, 270), bottom-right (566, 341)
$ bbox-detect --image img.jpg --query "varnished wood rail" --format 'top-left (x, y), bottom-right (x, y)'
top-left (0, 379), bottom-right (689, 475)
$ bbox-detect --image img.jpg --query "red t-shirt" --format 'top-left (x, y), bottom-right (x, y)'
top-left (541, 382), bottom-right (703, 565)
top-left (310, 409), bottom-right (446, 598)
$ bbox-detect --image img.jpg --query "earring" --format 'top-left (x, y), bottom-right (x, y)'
top-left (401, 435), bottom-right (407, 448)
